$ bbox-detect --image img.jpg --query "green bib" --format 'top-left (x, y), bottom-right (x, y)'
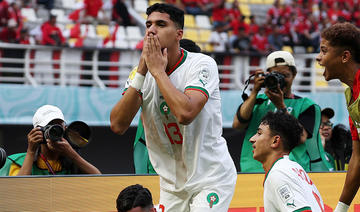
top-left (0, 153), bottom-right (71, 176)
top-left (240, 94), bottom-right (332, 172)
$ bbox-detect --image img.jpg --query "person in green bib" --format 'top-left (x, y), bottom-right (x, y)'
top-left (233, 50), bottom-right (332, 173)
top-left (0, 105), bottom-right (101, 176)
top-left (316, 22), bottom-right (360, 212)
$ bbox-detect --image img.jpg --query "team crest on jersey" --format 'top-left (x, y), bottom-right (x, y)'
top-left (198, 69), bottom-right (210, 86)
top-left (207, 193), bottom-right (219, 208)
top-left (160, 102), bottom-right (170, 118)
top-left (277, 184), bottom-right (294, 203)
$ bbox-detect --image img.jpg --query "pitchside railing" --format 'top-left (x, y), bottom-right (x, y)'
top-left (0, 42), bottom-right (345, 92)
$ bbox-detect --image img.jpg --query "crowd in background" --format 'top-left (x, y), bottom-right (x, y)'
top-left (1, 0), bottom-right (360, 52)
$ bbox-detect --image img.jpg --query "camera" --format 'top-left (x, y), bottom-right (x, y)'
top-left (0, 147), bottom-right (6, 169)
top-left (261, 72), bottom-right (285, 90)
top-left (41, 124), bottom-right (64, 142)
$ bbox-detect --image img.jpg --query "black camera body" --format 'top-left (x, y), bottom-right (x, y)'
top-left (261, 72), bottom-right (286, 90)
top-left (41, 124), bottom-right (64, 142)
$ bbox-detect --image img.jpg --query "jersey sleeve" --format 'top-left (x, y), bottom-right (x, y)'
top-left (266, 169), bottom-right (312, 212)
top-left (349, 117), bottom-right (359, 141)
top-left (184, 55), bottom-right (219, 99)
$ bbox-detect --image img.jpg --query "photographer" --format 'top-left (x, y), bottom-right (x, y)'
top-left (0, 105), bottom-right (100, 176)
top-left (233, 51), bottom-right (332, 172)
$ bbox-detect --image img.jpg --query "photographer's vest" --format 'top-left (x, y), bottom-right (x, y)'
top-left (0, 153), bottom-right (70, 176)
top-left (240, 94), bottom-right (333, 172)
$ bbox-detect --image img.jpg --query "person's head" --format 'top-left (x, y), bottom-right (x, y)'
top-left (316, 22), bottom-right (360, 81)
top-left (180, 38), bottom-right (201, 52)
top-left (116, 184), bottom-right (155, 212)
top-left (320, 108), bottom-right (334, 140)
top-left (33, 105), bottom-right (65, 129)
top-left (49, 12), bottom-right (57, 25)
top-left (265, 51), bottom-right (297, 93)
top-left (249, 111), bottom-right (303, 163)
top-left (145, 3), bottom-right (184, 49)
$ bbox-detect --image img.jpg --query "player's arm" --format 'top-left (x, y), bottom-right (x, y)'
top-left (110, 56), bottom-right (146, 135)
top-left (335, 140), bottom-right (360, 211)
top-left (233, 70), bottom-right (264, 130)
top-left (144, 34), bottom-right (206, 125)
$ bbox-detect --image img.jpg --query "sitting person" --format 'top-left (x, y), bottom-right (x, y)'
top-left (0, 105), bottom-right (101, 176)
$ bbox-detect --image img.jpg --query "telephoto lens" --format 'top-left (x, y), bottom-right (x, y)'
top-left (0, 147), bottom-right (7, 169)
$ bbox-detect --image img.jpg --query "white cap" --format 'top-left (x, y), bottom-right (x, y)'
top-left (32, 105), bottom-right (65, 127)
top-left (266, 51), bottom-right (296, 70)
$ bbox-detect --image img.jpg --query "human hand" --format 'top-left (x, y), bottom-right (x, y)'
top-left (143, 33), bottom-right (168, 78)
top-left (265, 84), bottom-right (286, 109)
top-left (27, 128), bottom-right (44, 153)
top-left (138, 36), bottom-right (148, 76)
top-left (46, 138), bottom-right (76, 158)
top-left (252, 70), bottom-right (265, 93)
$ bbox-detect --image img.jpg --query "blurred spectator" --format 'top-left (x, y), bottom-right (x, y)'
top-left (37, 0), bottom-right (54, 10)
top-left (268, 24), bottom-right (283, 51)
top-left (267, 0), bottom-right (282, 24)
top-left (229, 15), bottom-right (249, 39)
top-left (320, 108), bottom-right (352, 171)
top-left (232, 27), bottom-right (251, 52)
top-left (208, 23), bottom-right (229, 53)
top-left (228, 0), bottom-right (241, 20)
top-left (112, 0), bottom-right (134, 26)
top-left (211, 0), bottom-right (229, 28)
top-left (182, 0), bottom-right (212, 15)
top-left (17, 28), bottom-right (33, 44)
top-left (81, 0), bottom-right (108, 24)
top-left (0, 18), bottom-right (18, 43)
top-left (248, 15), bottom-right (259, 35)
top-left (8, 2), bottom-right (22, 29)
top-left (251, 27), bottom-right (269, 54)
top-left (0, 0), bottom-right (9, 29)
top-left (0, 105), bottom-right (101, 176)
top-left (41, 13), bottom-right (66, 46)
top-left (166, 0), bottom-right (185, 11)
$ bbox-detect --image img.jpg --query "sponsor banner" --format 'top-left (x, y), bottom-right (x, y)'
top-left (0, 172), bottom-right (358, 211)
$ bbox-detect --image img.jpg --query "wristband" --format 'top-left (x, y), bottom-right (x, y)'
top-left (334, 202), bottom-right (349, 212)
top-left (130, 72), bottom-right (145, 91)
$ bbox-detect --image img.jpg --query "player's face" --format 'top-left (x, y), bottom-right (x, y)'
top-left (316, 38), bottom-right (344, 81)
top-left (249, 123), bottom-right (274, 162)
top-left (145, 12), bottom-right (183, 49)
top-left (268, 65), bottom-right (294, 93)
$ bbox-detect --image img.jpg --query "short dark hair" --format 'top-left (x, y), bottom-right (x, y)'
top-left (321, 22), bottom-right (360, 63)
top-left (146, 3), bottom-right (184, 29)
top-left (180, 39), bottom-right (201, 52)
top-left (116, 184), bottom-right (153, 212)
top-left (260, 111), bottom-right (303, 152)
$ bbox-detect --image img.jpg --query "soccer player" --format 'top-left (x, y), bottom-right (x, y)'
top-left (110, 3), bottom-right (237, 212)
top-left (116, 184), bottom-right (163, 212)
top-left (316, 22), bottom-right (360, 212)
top-left (250, 111), bottom-right (324, 212)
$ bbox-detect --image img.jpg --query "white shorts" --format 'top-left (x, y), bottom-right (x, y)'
top-left (159, 182), bottom-right (236, 212)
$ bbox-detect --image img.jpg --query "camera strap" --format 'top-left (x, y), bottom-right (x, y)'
top-left (242, 73), bottom-right (256, 101)
top-left (39, 153), bottom-right (55, 175)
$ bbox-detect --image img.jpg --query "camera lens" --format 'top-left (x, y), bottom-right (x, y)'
top-left (264, 75), bottom-right (279, 90)
top-left (0, 147), bottom-right (7, 169)
top-left (44, 124), bottom-right (64, 142)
